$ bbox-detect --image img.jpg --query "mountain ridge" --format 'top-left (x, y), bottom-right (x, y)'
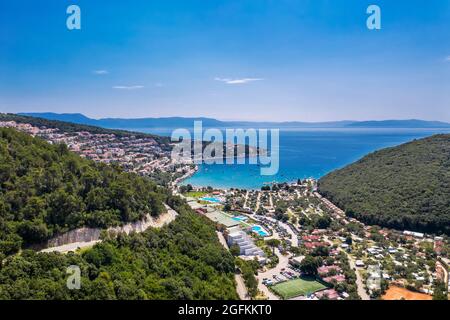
top-left (18, 112), bottom-right (450, 129)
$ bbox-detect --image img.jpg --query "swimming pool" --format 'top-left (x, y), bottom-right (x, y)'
top-left (252, 225), bottom-right (269, 237)
top-left (199, 197), bottom-right (222, 203)
top-left (232, 216), bottom-right (248, 222)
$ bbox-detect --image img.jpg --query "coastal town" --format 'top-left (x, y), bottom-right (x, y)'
top-left (177, 181), bottom-right (449, 300)
top-left (1, 117), bottom-right (449, 301)
top-left (0, 119), bottom-right (196, 186)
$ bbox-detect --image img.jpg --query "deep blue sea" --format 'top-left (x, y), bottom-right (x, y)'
top-left (128, 127), bottom-right (450, 190)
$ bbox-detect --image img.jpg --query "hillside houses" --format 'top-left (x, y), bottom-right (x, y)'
top-left (0, 120), bottom-right (191, 179)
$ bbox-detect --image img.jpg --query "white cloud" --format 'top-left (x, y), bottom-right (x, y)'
top-left (112, 85), bottom-right (144, 90)
top-left (445, 56), bottom-right (450, 62)
top-left (93, 70), bottom-right (109, 75)
top-left (214, 77), bottom-right (264, 85)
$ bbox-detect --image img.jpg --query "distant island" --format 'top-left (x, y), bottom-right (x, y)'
top-left (19, 113), bottom-right (450, 129)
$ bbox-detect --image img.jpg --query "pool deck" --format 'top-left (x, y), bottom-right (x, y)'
top-left (199, 197), bottom-right (223, 203)
top-left (252, 225), bottom-right (270, 237)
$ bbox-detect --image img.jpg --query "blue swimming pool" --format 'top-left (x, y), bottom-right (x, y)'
top-left (252, 225), bottom-right (269, 237)
top-left (232, 216), bottom-right (248, 222)
top-left (199, 197), bottom-right (222, 203)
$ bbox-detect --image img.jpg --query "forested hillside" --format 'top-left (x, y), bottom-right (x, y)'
top-left (0, 128), bottom-right (238, 299)
top-left (0, 128), bottom-right (167, 255)
top-left (0, 204), bottom-right (238, 300)
top-left (318, 134), bottom-right (450, 235)
top-left (0, 113), bottom-right (172, 148)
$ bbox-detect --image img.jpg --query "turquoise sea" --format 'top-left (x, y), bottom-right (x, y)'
top-left (128, 127), bottom-right (450, 190)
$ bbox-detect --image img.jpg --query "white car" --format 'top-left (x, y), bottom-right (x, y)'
top-left (355, 260), bottom-right (365, 267)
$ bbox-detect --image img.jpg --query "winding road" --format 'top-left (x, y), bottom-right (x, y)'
top-left (345, 250), bottom-right (370, 300)
top-left (216, 231), bottom-right (249, 300)
top-left (256, 247), bottom-right (291, 300)
top-left (40, 204), bottom-right (178, 254)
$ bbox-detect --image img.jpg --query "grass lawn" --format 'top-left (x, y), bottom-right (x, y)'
top-left (271, 277), bottom-right (327, 299)
top-left (184, 191), bottom-right (209, 198)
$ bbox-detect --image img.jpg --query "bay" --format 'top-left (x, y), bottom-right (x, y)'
top-left (125, 127), bottom-right (450, 190)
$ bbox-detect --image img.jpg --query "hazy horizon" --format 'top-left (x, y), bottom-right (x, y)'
top-left (12, 111), bottom-right (450, 124)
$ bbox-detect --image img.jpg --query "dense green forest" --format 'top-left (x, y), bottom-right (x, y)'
top-left (0, 207), bottom-right (238, 300)
top-left (0, 128), bottom-right (168, 255)
top-left (318, 134), bottom-right (450, 235)
top-left (0, 127), bottom-right (238, 299)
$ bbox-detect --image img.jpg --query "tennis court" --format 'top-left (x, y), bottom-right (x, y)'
top-left (205, 210), bottom-right (240, 227)
top-left (271, 278), bottom-right (327, 299)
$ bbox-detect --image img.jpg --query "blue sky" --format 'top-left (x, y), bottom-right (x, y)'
top-left (0, 0), bottom-right (449, 121)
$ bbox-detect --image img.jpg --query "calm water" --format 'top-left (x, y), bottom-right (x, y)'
top-left (127, 127), bottom-right (450, 190)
